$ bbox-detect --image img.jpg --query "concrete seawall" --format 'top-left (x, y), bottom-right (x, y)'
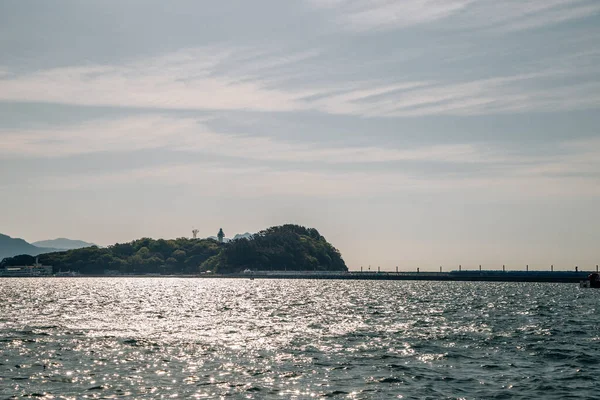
top-left (7, 270), bottom-right (591, 283)
top-left (219, 271), bottom-right (591, 283)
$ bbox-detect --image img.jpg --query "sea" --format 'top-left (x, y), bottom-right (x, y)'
top-left (0, 278), bottom-right (598, 399)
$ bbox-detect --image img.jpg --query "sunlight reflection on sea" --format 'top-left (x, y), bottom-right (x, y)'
top-left (0, 278), bottom-right (598, 399)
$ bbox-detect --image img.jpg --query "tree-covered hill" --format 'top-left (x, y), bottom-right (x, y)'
top-left (1, 237), bottom-right (222, 275)
top-left (0, 225), bottom-right (347, 275)
top-left (202, 224), bottom-right (347, 273)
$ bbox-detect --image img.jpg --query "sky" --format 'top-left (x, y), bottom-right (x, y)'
top-left (0, 0), bottom-right (599, 271)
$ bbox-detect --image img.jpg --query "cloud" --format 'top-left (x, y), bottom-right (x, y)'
top-left (461, 0), bottom-right (600, 33)
top-left (0, 115), bottom-right (483, 164)
top-left (1, 113), bottom-right (597, 202)
top-left (309, 0), bottom-right (474, 31)
top-left (0, 44), bottom-right (598, 118)
top-left (2, 114), bottom-right (599, 193)
top-left (519, 138), bottom-right (600, 178)
top-left (308, 70), bottom-right (600, 117)
top-left (39, 163), bottom-right (422, 197)
top-left (0, 49), bottom-right (313, 113)
top-left (19, 156), bottom-right (600, 200)
top-left (307, 0), bottom-right (600, 32)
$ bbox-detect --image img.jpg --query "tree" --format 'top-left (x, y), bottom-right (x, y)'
top-left (0, 225), bottom-right (346, 275)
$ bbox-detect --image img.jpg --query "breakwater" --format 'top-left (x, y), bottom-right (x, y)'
top-left (6, 270), bottom-right (593, 283)
top-left (221, 270), bottom-right (592, 283)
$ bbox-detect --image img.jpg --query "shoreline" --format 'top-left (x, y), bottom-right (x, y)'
top-left (1, 271), bottom-right (593, 283)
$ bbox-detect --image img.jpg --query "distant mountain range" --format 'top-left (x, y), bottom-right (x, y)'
top-left (0, 234), bottom-right (94, 262)
top-left (32, 238), bottom-right (96, 250)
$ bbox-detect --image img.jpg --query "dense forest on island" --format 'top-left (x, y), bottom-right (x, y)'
top-left (203, 225), bottom-right (347, 273)
top-left (1, 237), bottom-right (222, 275)
top-left (0, 225), bottom-right (347, 275)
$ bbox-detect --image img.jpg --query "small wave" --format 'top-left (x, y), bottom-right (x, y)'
top-left (87, 385), bottom-right (107, 391)
top-left (386, 363), bottom-right (410, 371)
top-left (122, 338), bottom-right (159, 347)
top-left (481, 364), bottom-right (503, 370)
top-left (321, 390), bottom-right (349, 397)
top-left (378, 377), bottom-right (403, 383)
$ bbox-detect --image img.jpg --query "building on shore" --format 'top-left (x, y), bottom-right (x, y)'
top-left (0, 257), bottom-right (53, 277)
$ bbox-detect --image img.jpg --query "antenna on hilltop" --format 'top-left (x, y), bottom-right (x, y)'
top-left (192, 228), bottom-right (199, 239)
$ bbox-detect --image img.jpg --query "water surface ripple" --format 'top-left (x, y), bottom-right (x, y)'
top-left (1, 278), bottom-right (599, 399)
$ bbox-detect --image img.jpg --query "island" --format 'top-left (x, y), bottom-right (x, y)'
top-left (0, 224), bottom-right (347, 276)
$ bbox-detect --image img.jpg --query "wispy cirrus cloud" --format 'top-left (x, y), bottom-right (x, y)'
top-left (18, 157), bottom-right (600, 200)
top-left (0, 48), bottom-right (313, 113)
top-left (308, 0), bottom-right (474, 31)
top-left (2, 115), bottom-right (599, 186)
top-left (460, 0), bottom-right (600, 33)
top-left (0, 115), bottom-right (482, 164)
top-left (517, 138), bottom-right (600, 179)
top-left (0, 45), bottom-right (598, 117)
top-left (308, 0), bottom-right (600, 32)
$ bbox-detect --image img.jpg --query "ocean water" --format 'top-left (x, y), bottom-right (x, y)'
top-left (0, 278), bottom-right (598, 399)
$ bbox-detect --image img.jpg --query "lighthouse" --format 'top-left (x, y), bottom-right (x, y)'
top-left (217, 228), bottom-right (225, 243)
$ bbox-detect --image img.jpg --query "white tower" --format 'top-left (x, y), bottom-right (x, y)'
top-left (192, 228), bottom-right (199, 239)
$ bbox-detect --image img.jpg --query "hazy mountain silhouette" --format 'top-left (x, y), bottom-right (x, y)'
top-left (0, 234), bottom-right (59, 262)
top-left (32, 238), bottom-right (95, 250)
